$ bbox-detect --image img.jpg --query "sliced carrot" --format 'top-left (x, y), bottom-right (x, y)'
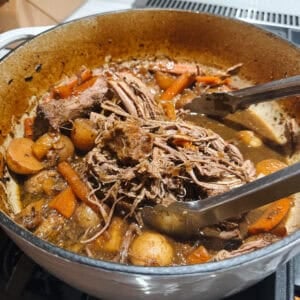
top-left (255, 158), bottom-right (287, 175)
top-left (154, 71), bottom-right (175, 90)
top-left (186, 245), bottom-right (211, 264)
top-left (77, 67), bottom-right (93, 84)
top-left (49, 186), bottom-right (77, 218)
top-left (57, 161), bottom-right (97, 211)
top-left (51, 66), bottom-right (93, 99)
top-left (52, 78), bottom-right (77, 99)
top-left (171, 137), bottom-right (197, 151)
top-left (195, 75), bottom-right (223, 85)
top-left (73, 76), bottom-right (98, 95)
top-left (248, 158), bottom-right (291, 235)
top-left (160, 72), bottom-right (195, 101)
top-left (24, 117), bottom-right (34, 139)
top-left (248, 197), bottom-right (291, 235)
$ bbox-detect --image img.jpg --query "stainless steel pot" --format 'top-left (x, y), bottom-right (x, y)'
top-left (0, 10), bottom-right (300, 300)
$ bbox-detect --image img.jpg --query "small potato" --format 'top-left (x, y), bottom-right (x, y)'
top-left (94, 217), bottom-right (127, 253)
top-left (75, 203), bottom-right (101, 229)
top-left (6, 138), bottom-right (43, 174)
top-left (53, 135), bottom-right (75, 162)
top-left (71, 118), bottom-right (97, 152)
top-left (129, 231), bottom-right (174, 266)
top-left (33, 133), bottom-right (74, 162)
top-left (236, 130), bottom-right (262, 148)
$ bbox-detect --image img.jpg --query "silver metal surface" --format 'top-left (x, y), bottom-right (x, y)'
top-left (184, 75), bottom-right (300, 117)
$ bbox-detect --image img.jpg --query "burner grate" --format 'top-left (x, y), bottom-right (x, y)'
top-left (133, 0), bottom-right (300, 29)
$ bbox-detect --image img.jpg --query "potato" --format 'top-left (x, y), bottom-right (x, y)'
top-left (53, 135), bottom-right (75, 162)
top-left (75, 203), bottom-right (101, 229)
top-left (94, 217), bottom-right (127, 253)
top-left (129, 231), bottom-right (174, 266)
top-left (6, 138), bottom-right (43, 174)
top-left (33, 133), bottom-right (74, 162)
top-left (71, 118), bottom-right (97, 152)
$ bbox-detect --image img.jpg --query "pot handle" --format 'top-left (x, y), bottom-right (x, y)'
top-left (0, 26), bottom-right (53, 51)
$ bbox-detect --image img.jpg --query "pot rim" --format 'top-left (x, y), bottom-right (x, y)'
top-left (1, 8), bottom-right (300, 276)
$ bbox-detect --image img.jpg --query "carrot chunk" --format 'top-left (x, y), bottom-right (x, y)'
top-left (195, 75), bottom-right (223, 85)
top-left (161, 72), bottom-right (195, 101)
top-left (57, 161), bottom-right (97, 211)
top-left (155, 71), bottom-right (175, 90)
top-left (186, 245), bottom-right (211, 264)
top-left (248, 158), bottom-right (291, 235)
top-left (255, 158), bottom-right (287, 175)
top-left (248, 197), bottom-right (291, 235)
top-left (49, 186), bottom-right (77, 218)
top-left (24, 117), bottom-right (34, 139)
top-left (73, 76), bottom-right (98, 95)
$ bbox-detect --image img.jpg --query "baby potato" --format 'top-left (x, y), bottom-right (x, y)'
top-left (53, 135), bottom-right (75, 162)
top-left (129, 231), bottom-right (174, 266)
top-left (236, 130), bottom-right (262, 148)
top-left (33, 133), bottom-right (74, 162)
top-left (71, 118), bottom-right (97, 152)
top-left (75, 203), bottom-right (101, 229)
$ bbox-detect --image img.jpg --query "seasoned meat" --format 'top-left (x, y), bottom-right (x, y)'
top-left (101, 121), bottom-right (153, 164)
top-left (33, 77), bottom-right (108, 138)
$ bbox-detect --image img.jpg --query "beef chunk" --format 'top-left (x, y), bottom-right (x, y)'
top-left (102, 121), bottom-right (153, 164)
top-left (33, 77), bottom-right (108, 138)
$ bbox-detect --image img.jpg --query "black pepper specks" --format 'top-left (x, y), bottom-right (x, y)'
top-left (7, 79), bottom-right (13, 85)
top-left (35, 64), bottom-right (42, 72)
top-left (24, 76), bottom-right (33, 82)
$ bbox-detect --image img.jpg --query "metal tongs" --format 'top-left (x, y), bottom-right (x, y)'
top-left (141, 162), bottom-right (300, 238)
top-left (184, 75), bottom-right (300, 117)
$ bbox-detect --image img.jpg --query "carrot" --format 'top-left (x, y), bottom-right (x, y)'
top-left (52, 67), bottom-right (93, 99)
top-left (57, 161), bottom-right (97, 211)
top-left (248, 158), bottom-right (291, 235)
top-left (24, 117), bottom-right (34, 139)
top-left (255, 158), bottom-right (287, 175)
top-left (73, 76), bottom-right (98, 95)
top-left (160, 72), bottom-right (195, 101)
top-left (195, 75), bottom-right (224, 85)
top-left (48, 186), bottom-right (77, 218)
top-left (186, 245), bottom-right (211, 264)
top-left (6, 138), bottom-right (43, 175)
top-left (154, 71), bottom-right (175, 90)
top-left (248, 197), bottom-right (291, 235)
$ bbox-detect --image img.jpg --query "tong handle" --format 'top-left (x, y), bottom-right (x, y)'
top-left (231, 75), bottom-right (300, 110)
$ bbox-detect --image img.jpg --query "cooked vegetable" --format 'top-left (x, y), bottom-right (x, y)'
top-left (24, 117), bottom-right (34, 139)
top-left (129, 232), bottom-right (174, 266)
top-left (48, 186), bottom-right (77, 218)
top-left (52, 67), bottom-right (93, 99)
top-left (236, 130), bottom-right (262, 148)
top-left (71, 118), bottom-right (97, 151)
top-left (154, 71), bottom-right (175, 90)
top-left (160, 72), bottom-right (195, 101)
top-left (195, 75), bottom-right (223, 85)
top-left (255, 158), bottom-right (287, 175)
top-left (75, 203), bottom-right (101, 229)
top-left (248, 198), bottom-right (291, 235)
top-left (33, 133), bottom-right (74, 162)
top-left (186, 245), bottom-right (211, 264)
top-left (6, 138), bottom-right (43, 174)
top-left (57, 161), bottom-right (95, 210)
top-left (248, 159), bottom-right (291, 235)
top-left (94, 217), bottom-right (127, 253)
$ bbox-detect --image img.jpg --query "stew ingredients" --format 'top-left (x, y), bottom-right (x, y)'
top-left (3, 57), bottom-right (293, 266)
